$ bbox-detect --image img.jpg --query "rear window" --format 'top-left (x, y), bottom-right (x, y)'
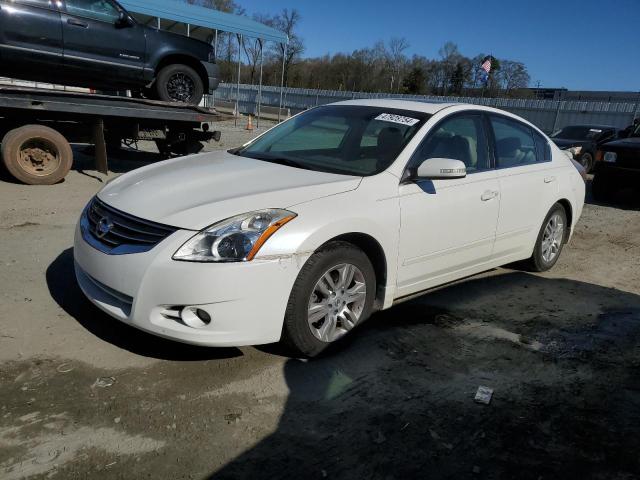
top-left (533, 131), bottom-right (552, 163)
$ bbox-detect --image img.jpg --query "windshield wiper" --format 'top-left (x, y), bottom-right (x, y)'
top-left (239, 152), bottom-right (311, 170)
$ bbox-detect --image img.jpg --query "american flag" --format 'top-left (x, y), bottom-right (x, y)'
top-left (481, 57), bottom-right (492, 74)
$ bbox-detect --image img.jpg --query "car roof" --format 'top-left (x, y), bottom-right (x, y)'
top-left (329, 99), bottom-right (459, 115)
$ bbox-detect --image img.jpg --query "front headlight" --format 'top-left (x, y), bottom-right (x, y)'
top-left (604, 152), bottom-right (617, 163)
top-left (173, 209), bottom-right (296, 262)
top-left (567, 146), bottom-right (583, 157)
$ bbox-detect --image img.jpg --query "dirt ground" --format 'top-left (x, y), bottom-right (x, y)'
top-left (1, 121), bottom-right (640, 480)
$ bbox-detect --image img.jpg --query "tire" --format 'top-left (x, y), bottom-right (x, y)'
top-left (1, 125), bottom-right (73, 185)
top-left (281, 241), bottom-right (377, 358)
top-left (155, 64), bottom-right (204, 105)
top-left (591, 174), bottom-right (611, 202)
top-left (525, 203), bottom-right (568, 272)
top-left (579, 152), bottom-right (594, 173)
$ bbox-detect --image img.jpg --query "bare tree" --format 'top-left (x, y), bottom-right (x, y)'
top-left (268, 9), bottom-right (304, 86)
top-left (498, 60), bottom-right (530, 95)
top-left (387, 37), bottom-right (409, 93)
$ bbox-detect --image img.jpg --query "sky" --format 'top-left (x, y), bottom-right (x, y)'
top-left (238, 0), bottom-right (640, 92)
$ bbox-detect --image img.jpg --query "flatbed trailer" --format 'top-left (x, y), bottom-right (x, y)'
top-left (0, 86), bottom-right (227, 185)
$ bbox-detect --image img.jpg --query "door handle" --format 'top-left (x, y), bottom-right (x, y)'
top-left (67, 18), bottom-right (89, 28)
top-left (481, 190), bottom-right (499, 201)
top-left (544, 176), bottom-right (556, 183)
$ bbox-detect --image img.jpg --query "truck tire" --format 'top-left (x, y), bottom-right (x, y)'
top-left (1, 125), bottom-right (73, 185)
top-left (155, 64), bottom-right (204, 105)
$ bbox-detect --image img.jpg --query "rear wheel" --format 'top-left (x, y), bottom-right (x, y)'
top-left (526, 204), bottom-right (567, 272)
top-left (155, 64), bottom-right (204, 105)
top-left (1, 125), bottom-right (72, 185)
top-left (281, 241), bottom-right (376, 358)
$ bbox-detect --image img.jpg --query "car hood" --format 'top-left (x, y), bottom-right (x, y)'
top-left (601, 137), bottom-right (640, 150)
top-left (551, 138), bottom-right (592, 149)
top-left (98, 151), bottom-right (362, 230)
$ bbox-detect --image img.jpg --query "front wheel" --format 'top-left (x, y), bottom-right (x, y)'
top-left (281, 241), bottom-right (376, 358)
top-left (526, 204), bottom-right (567, 272)
top-left (579, 152), bottom-right (594, 173)
top-left (155, 64), bottom-right (204, 105)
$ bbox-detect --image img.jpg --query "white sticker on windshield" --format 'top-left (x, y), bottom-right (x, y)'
top-left (589, 129), bottom-right (603, 133)
top-left (375, 113), bottom-right (420, 126)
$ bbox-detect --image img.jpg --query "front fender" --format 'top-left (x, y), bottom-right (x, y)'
top-left (257, 174), bottom-right (402, 308)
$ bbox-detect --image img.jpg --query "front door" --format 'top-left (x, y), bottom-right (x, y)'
top-left (60, 0), bottom-right (144, 83)
top-left (396, 113), bottom-right (500, 298)
top-left (0, 0), bottom-right (63, 71)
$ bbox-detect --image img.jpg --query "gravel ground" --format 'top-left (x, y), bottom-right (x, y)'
top-left (1, 123), bottom-right (640, 480)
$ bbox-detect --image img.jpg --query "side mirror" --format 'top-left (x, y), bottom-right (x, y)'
top-left (416, 158), bottom-right (467, 180)
top-left (116, 11), bottom-right (132, 28)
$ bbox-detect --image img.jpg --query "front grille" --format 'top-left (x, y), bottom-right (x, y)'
top-left (615, 150), bottom-right (640, 169)
top-left (82, 197), bottom-right (178, 255)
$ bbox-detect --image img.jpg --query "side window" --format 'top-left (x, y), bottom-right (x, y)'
top-left (270, 116), bottom-right (350, 152)
top-left (490, 116), bottom-right (537, 168)
top-left (14, 0), bottom-right (55, 7)
top-left (533, 131), bottom-right (551, 163)
top-left (64, 0), bottom-right (120, 22)
top-left (411, 114), bottom-right (490, 173)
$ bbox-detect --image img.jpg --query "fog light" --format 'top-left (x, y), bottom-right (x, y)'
top-left (180, 306), bottom-right (211, 328)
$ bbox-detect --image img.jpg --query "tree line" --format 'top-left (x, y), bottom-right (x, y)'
top-left (187, 0), bottom-right (532, 98)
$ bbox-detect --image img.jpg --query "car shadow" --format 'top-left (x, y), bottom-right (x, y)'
top-left (208, 272), bottom-right (640, 479)
top-left (46, 248), bottom-right (242, 361)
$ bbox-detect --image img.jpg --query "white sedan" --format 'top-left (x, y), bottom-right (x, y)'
top-left (74, 100), bottom-right (585, 357)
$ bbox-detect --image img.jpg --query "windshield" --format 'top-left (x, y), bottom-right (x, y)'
top-left (233, 105), bottom-right (430, 176)
top-left (552, 126), bottom-right (605, 140)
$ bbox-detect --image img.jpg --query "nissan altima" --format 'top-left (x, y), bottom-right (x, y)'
top-left (74, 100), bottom-right (585, 357)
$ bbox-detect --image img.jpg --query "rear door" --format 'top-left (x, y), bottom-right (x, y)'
top-left (489, 114), bottom-right (559, 260)
top-left (0, 0), bottom-right (63, 68)
top-left (60, 0), bottom-right (145, 82)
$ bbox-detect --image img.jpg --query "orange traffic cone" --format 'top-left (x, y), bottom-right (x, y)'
top-left (245, 115), bottom-right (255, 131)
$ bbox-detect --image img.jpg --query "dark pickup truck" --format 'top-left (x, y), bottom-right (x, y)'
top-left (592, 122), bottom-right (640, 200)
top-left (0, 0), bottom-right (220, 105)
top-left (550, 124), bottom-right (619, 173)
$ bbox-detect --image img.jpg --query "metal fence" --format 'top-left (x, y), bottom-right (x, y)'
top-left (212, 83), bottom-right (640, 134)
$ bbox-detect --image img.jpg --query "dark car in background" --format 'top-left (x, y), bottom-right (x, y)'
top-left (550, 124), bottom-right (619, 173)
top-left (592, 122), bottom-right (640, 200)
top-left (0, 0), bottom-right (219, 104)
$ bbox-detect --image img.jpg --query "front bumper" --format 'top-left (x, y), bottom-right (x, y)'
top-left (594, 162), bottom-right (640, 188)
top-left (201, 61), bottom-right (220, 93)
top-left (73, 221), bottom-right (300, 347)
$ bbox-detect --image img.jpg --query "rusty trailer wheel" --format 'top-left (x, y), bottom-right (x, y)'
top-left (1, 125), bottom-right (73, 185)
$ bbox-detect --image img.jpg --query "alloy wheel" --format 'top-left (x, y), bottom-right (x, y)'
top-left (166, 72), bottom-right (196, 102)
top-left (541, 213), bottom-right (564, 263)
top-left (307, 263), bottom-right (367, 342)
